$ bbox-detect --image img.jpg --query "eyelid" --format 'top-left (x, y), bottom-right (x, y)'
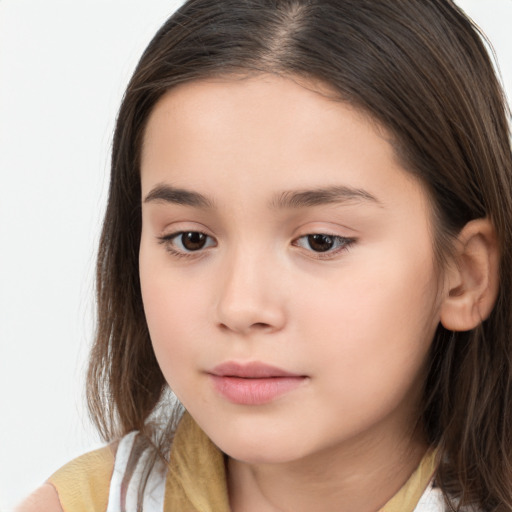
top-left (292, 233), bottom-right (356, 260)
top-left (155, 226), bottom-right (356, 261)
top-left (157, 230), bottom-right (217, 258)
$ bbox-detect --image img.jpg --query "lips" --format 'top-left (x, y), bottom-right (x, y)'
top-left (211, 361), bottom-right (302, 378)
top-left (208, 362), bottom-right (307, 405)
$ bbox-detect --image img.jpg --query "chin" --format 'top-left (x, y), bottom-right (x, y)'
top-left (211, 429), bottom-right (311, 465)
top-left (224, 444), bottom-right (304, 465)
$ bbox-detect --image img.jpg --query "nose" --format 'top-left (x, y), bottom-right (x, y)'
top-left (215, 249), bottom-right (287, 335)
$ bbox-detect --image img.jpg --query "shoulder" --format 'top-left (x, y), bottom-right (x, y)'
top-left (48, 444), bottom-right (115, 512)
top-left (49, 444), bottom-right (116, 484)
top-left (18, 444), bottom-right (116, 512)
top-left (15, 483), bottom-right (62, 512)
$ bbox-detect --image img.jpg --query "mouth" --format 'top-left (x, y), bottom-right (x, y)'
top-left (210, 361), bottom-right (303, 378)
top-left (208, 361), bottom-right (307, 405)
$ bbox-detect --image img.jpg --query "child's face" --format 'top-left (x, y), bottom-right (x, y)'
top-left (139, 75), bottom-right (442, 464)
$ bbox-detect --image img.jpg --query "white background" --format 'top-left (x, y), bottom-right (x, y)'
top-left (0, 1), bottom-right (511, 509)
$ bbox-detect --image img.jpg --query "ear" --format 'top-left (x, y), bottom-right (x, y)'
top-left (440, 218), bottom-right (500, 332)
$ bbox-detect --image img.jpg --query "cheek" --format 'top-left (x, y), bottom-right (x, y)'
top-left (141, 278), bottom-right (209, 403)
top-left (297, 242), bottom-right (440, 399)
top-left (298, 241), bottom-right (438, 334)
top-left (139, 249), bottom-right (210, 381)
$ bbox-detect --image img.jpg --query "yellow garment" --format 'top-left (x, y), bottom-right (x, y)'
top-left (164, 412), bottom-right (230, 511)
top-left (49, 412), bottom-right (437, 512)
top-left (380, 448), bottom-right (437, 512)
top-left (48, 445), bottom-right (114, 512)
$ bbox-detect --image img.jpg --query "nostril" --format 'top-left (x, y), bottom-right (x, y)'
top-left (216, 292), bottom-right (286, 334)
top-left (217, 321), bottom-right (272, 333)
top-left (252, 322), bottom-right (270, 329)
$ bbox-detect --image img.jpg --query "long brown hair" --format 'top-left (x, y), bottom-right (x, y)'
top-left (87, 1), bottom-right (512, 509)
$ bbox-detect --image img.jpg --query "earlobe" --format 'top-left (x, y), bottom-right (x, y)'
top-left (440, 218), bottom-right (500, 332)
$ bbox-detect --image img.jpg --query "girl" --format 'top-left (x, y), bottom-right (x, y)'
top-left (19, 0), bottom-right (512, 510)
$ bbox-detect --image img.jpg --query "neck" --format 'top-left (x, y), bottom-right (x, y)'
top-left (227, 425), bottom-right (428, 512)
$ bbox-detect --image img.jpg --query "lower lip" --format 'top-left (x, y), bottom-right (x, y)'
top-left (210, 375), bottom-right (306, 405)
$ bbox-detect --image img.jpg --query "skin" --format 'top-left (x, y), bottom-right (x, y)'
top-left (139, 74), bottom-right (444, 512)
top-left (19, 74), bottom-right (499, 511)
top-left (15, 484), bottom-right (62, 512)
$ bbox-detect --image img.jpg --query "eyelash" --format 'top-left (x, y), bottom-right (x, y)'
top-left (157, 231), bottom-right (216, 259)
top-left (292, 233), bottom-right (355, 260)
top-left (157, 231), bottom-right (356, 260)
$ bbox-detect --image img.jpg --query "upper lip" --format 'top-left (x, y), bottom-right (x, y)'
top-left (210, 361), bottom-right (303, 378)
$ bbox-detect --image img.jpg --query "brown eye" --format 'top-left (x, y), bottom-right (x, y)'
top-left (158, 231), bottom-right (217, 257)
top-left (159, 231), bottom-right (216, 255)
top-left (307, 234), bottom-right (335, 252)
top-left (180, 232), bottom-right (208, 251)
top-left (294, 233), bottom-right (355, 257)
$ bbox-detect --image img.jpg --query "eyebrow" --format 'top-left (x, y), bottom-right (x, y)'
top-left (270, 186), bottom-right (381, 209)
top-left (144, 184), bottom-right (215, 209)
top-left (143, 183), bottom-right (381, 210)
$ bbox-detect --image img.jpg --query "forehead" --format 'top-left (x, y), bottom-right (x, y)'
top-left (140, 74), bottom-right (425, 211)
